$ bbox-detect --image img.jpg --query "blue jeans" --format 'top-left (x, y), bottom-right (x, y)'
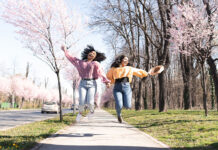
top-left (113, 82), bottom-right (132, 117)
top-left (79, 79), bottom-right (97, 113)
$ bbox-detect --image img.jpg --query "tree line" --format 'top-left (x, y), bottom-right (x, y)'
top-left (91, 0), bottom-right (218, 114)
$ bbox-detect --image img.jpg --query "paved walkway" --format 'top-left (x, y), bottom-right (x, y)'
top-left (32, 109), bottom-right (171, 150)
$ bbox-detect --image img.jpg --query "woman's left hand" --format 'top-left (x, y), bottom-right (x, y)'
top-left (106, 83), bottom-right (111, 88)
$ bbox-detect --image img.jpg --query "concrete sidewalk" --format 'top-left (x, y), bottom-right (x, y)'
top-left (32, 109), bottom-right (171, 150)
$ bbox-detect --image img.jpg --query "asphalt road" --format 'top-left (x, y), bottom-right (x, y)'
top-left (0, 109), bottom-right (72, 131)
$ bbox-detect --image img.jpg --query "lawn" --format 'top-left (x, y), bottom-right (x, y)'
top-left (106, 109), bottom-right (218, 150)
top-left (0, 113), bottom-right (78, 150)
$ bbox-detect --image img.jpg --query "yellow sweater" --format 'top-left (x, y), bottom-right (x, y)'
top-left (106, 66), bottom-right (148, 84)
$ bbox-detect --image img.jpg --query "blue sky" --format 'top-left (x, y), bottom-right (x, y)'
top-left (0, 0), bottom-right (113, 94)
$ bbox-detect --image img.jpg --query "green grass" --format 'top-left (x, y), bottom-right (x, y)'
top-left (106, 109), bottom-right (218, 150)
top-left (0, 113), bottom-right (78, 150)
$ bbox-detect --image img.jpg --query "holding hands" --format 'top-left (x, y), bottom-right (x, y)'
top-left (106, 82), bottom-right (111, 88)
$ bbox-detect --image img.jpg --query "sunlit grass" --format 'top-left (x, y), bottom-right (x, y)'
top-left (0, 113), bottom-right (79, 150)
top-left (106, 109), bottom-right (218, 150)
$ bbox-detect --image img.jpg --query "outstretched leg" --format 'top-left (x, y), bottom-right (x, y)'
top-left (113, 90), bottom-right (123, 117)
top-left (86, 80), bottom-right (97, 113)
top-left (77, 81), bottom-right (88, 122)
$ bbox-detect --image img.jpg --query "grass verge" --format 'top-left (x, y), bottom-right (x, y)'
top-left (0, 112), bottom-right (79, 150)
top-left (106, 109), bottom-right (218, 150)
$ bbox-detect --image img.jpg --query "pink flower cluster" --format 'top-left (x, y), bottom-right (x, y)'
top-left (169, 2), bottom-right (218, 58)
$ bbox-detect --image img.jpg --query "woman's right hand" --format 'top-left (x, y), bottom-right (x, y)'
top-left (61, 45), bottom-right (67, 52)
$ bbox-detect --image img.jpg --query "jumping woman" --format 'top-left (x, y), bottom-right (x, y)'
top-left (62, 45), bottom-right (110, 122)
top-left (107, 55), bottom-right (163, 123)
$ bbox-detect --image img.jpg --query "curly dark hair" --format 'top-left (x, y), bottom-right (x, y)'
top-left (111, 55), bottom-right (131, 68)
top-left (81, 45), bottom-right (106, 62)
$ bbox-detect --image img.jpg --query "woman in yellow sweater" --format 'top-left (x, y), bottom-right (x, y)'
top-left (106, 55), bottom-right (149, 123)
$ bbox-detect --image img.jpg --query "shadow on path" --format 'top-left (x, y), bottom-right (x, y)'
top-left (39, 144), bottom-right (169, 150)
top-left (38, 143), bottom-right (218, 150)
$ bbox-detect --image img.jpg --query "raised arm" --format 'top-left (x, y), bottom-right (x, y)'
top-left (132, 67), bottom-right (149, 78)
top-left (61, 45), bottom-right (80, 67)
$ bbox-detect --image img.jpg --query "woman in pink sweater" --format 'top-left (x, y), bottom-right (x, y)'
top-left (62, 45), bottom-right (110, 122)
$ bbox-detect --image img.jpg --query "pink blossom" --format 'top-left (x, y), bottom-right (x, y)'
top-left (169, 2), bottom-right (217, 58)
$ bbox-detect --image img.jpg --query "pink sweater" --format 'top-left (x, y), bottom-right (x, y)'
top-left (64, 50), bottom-right (110, 83)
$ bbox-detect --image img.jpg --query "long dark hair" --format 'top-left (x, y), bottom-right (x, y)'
top-left (111, 55), bottom-right (131, 68)
top-left (81, 45), bottom-right (106, 62)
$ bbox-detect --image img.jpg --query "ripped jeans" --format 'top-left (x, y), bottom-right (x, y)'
top-left (78, 79), bottom-right (97, 113)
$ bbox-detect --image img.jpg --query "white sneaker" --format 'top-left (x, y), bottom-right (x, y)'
top-left (76, 113), bottom-right (82, 122)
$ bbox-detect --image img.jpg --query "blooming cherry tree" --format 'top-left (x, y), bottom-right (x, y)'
top-left (169, 2), bottom-right (218, 116)
top-left (0, 77), bottom-right (10, 95)
top-left (1, 0), bottom-right (84, 121)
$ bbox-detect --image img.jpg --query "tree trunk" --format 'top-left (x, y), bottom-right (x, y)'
top-left (203, 0), bottom-right (218, 111)
top-left (73, 81), bottom-right (76, 115)
top-left (201, 63), bottom-right (208, 116)
top-left (180, 54), bottom-right (192, 109)
top-left (151, 77), bottom-right (156, 109)
top-left (25, 62), bottom-right (29, 78)
top-left (132, 78), bottom-right (138, 110)
top-left (19, 97), bottom-right (25, 109)
top-left (177, 87), bottom-right (182, 109)
top-left (134, 79), bottom-right (140, 110)
top-left (209, 74), bottom-right (215, 109)
top-left (143, 86), bottom-right (148, 109)
top-left (56, 71), bottom-right (63, 122)
top-left (191, 76), bottom-right (197, 107)
top-left (183, 81), bottom-right (191, 110)
top-left (207, 57), bottom-right (218, 111)
top-left (11, 93), bottom-right (15, 108)
top-left (137, 80), bottom-right (143, 110)
top-left (158, 72), bottom-right (167, 112)
top-left (157, 0), bottom-right (171, 112)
